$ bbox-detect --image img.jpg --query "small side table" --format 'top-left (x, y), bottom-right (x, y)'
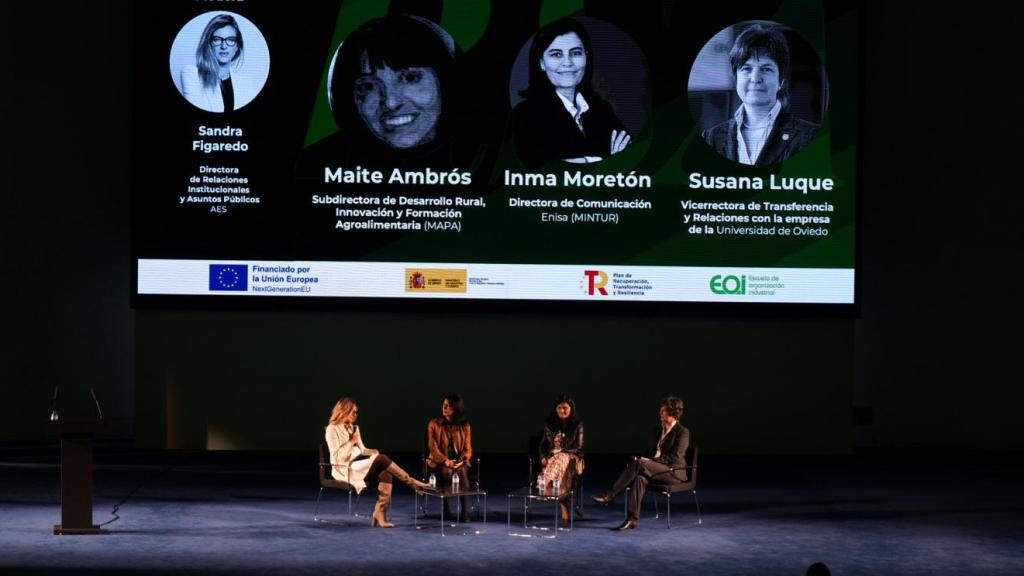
top-left (507, 487), bottom-right (573, 538)
top-left (414, 487), bottom-right (487, 536)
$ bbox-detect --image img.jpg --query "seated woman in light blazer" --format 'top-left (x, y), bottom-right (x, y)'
top-left (325, 397), bottom-right (430, 528)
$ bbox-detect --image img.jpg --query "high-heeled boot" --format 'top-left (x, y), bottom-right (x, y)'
top-left (370, 482), bottom-right (394, 528)
top-left (387, 462), bottom-right (432, 490)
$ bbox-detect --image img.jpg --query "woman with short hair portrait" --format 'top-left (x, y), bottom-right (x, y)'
top-left (701, 23), bottom-right (819, 165)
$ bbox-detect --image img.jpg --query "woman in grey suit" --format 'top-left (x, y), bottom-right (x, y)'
top-left (592, 396), bottom-right (690, 530)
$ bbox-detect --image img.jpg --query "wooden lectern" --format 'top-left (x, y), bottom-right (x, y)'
top-left (50, 421), bottom-right (106, 535)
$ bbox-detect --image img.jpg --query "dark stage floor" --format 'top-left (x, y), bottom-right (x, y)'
top-left (1, 446), bottom-right (1022, 575)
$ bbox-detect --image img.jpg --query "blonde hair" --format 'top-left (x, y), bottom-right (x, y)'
top-left (328, 397), bottom-right (357, 426)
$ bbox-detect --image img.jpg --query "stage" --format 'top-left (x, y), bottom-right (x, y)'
top-left (1, 447), bottom-right (1021, 575)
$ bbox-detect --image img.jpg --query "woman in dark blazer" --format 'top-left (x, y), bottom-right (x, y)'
top-left (592, 396), bottom-right (689, 530)
top-left (538, 394), bottom-right (584, 523)
top-left (513, 18), bottom-right (630, 168)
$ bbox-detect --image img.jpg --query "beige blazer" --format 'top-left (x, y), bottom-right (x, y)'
top-left (325, 424), bottom-right (378, 492)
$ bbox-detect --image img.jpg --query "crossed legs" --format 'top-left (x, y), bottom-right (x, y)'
top-left (595, 457), bottom-right (678, 526)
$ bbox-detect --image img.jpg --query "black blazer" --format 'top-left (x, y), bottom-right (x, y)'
top-left (539, 422), bottom-right (585, 462)
top-left (649, 424), bottom-right (689, 470)
top-left (702, 108), bottom-right (819, 165)
top-left (513, 88), bottom-right (627, 169)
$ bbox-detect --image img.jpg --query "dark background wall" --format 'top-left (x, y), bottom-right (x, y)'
top-left (3, 2), bottom-right (1021, 453)
top-left (3, 2), bottom-right (134, 443)
top-left (133, 310), bottom-right (853, 453)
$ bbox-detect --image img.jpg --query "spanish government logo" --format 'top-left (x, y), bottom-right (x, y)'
top-left (405, 269), bottom-right (468, 293)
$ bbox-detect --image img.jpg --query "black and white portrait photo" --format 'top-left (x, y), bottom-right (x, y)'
top-left (169, 12), bottom-right (271, 113)
top-left (327, 15), bottom-right (457, 155)
top-left (689, 21), bottom-right (827, 165)
top-left (509, 18), bottom-right (647, 169)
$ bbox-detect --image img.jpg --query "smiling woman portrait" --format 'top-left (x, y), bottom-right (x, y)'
top-left (511, 18), bottom-right (631, 169)
top-left (328, 15), bottom-right (456, 158)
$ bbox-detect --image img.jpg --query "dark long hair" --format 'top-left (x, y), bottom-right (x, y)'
top-left (545, 394), bottom-right (580, 431)
top-left (520, 18), bottom-right (595, 101)
top-left (328, 15), bottom-right (456, 153)
top-left (442, 394), bottom-right (466, 425)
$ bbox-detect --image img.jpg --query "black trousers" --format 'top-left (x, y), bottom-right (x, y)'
top-left (609, 457), bottom-right (681, 521)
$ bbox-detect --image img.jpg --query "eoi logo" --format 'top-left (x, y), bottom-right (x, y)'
top-left (710, 274), bottom-right (746, 295)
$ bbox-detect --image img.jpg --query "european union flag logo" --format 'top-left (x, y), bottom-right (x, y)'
top-left (209, 264), bottom-right (248, 291)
